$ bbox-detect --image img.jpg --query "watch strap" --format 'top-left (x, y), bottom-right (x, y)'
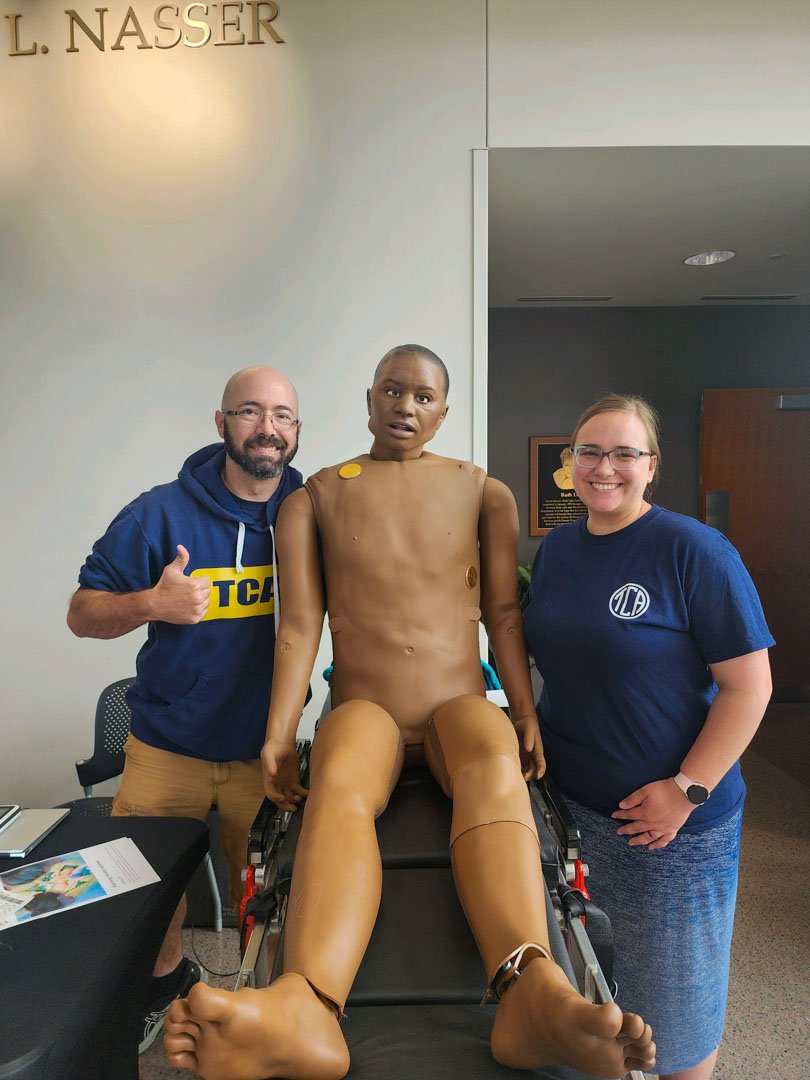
top-left (673, 771), bottom-right (694, 797)
top-left (673, 771), bottom-right (710, 803)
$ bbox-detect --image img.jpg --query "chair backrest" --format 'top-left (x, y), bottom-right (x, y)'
top-left (75, 677), bottom-right (135, 792)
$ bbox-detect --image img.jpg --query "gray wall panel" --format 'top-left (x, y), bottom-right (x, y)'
top-left (488, 306), bottom-right (810, 563)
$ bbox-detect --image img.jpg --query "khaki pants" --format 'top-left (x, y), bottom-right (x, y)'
top-left (112, 733), bottom-right (266, 911)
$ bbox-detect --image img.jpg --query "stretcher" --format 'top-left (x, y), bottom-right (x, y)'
top-left (235, 730), bottom-right (644, 1080)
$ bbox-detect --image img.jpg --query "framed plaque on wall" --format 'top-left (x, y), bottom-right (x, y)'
top-left (528, 436), bottom-right (587, 537)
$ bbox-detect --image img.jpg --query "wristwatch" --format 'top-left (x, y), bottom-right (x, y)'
top-left (673, 772), bottom-right (710, 805)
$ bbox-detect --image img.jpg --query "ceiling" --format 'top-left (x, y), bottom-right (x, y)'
top-left (488, 147), bottom-right (810, 307)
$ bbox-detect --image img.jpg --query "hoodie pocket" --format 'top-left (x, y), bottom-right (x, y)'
top-left (156, 675), bottom-right (225, 745)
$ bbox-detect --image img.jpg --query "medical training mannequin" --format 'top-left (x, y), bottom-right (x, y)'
top-left (164, 346), bottom-right (656, 1080)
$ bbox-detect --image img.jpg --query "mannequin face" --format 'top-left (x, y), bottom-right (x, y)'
top-left (367, 352), bottom-right (449, 460)
top-left (572, 411), bottom-right (657, 533)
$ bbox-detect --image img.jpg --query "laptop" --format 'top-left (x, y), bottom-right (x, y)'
top-left (0, 808), bottom-right (70, 858)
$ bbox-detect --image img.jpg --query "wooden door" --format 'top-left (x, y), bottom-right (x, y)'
top-left (701, 388), bottom-right (810, 692)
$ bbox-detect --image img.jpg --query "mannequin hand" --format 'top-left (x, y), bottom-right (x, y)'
top-left (513, 714), bottom-right (546, 781)
top-left (151, 545), bottom-right (211, 624)
top-left (612, 779), bottom-right (694, 849)
top-left (262, 737), bottom-right (308, 812)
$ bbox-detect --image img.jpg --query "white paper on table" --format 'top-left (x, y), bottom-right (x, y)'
top-left (0, 837), bottom-right (160, 930)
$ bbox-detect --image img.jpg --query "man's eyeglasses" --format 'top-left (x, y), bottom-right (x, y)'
top-left (571, 445), bottom-right (655, 471)
top-left (222, 407), bottom-right (299, 429)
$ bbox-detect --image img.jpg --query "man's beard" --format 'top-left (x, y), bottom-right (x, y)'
top-left (224, 424), bottom-right (299, 480)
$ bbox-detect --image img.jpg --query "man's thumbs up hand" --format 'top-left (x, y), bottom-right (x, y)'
top-left (152, 545), bottom-right (211, 624)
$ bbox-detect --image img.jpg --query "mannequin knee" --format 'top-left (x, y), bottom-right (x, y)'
top-left (310, 699), bottom-right (403, 816)
top-left (446, 753), bottom-right (538, 846)
top-left (428, 694), bottom-right (520, 782)
top-left (426, 695), bottom-right (537, 846)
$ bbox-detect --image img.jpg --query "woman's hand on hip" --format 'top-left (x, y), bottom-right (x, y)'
top-left (611, 778), bottom-right (694, 850)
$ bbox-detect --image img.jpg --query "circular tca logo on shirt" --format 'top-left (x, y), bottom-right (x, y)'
top-left (609, 583), bottom-right (650, 620)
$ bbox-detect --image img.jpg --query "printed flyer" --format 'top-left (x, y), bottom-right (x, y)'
top-left (0, 837), bottom-right (159, 929)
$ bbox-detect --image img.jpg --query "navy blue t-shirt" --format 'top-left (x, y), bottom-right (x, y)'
top-left (523, 506), bottom-right (774, 832)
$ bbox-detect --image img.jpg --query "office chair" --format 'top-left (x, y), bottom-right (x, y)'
top-left (66, 677), bottom-right (223, 932)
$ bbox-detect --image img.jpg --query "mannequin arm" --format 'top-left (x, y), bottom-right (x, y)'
top-left (265, 489), bottom-right (326, 744)
top-left (479, 477), bottom-right (544, 778)
top-left (262, 489), bottom-right (325, 808)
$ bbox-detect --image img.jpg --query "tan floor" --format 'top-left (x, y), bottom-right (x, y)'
top-left (139, 704), bottom-right (810, 1080)
top-left (714, 707), bottom-right (810, 1080)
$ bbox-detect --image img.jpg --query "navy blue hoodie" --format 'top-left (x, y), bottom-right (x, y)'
top-left (78, 444), bottom-right (304, 761)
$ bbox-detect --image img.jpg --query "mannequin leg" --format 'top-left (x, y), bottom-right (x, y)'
top-left (425, 694), bottom-right (548, 968)
top-left (426, 695), bottom-right (655, 1079)
top-left (283, 699), bottom-right (404, 1008)
top-left (164, 700), bottom-right (403, 1080)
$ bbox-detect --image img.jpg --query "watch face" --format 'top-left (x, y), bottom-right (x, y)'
top-left (686, 783), bottom-right (709, 805)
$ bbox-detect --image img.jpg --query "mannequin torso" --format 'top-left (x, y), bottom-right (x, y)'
top-left (306, 452), bottom-right (487, 744)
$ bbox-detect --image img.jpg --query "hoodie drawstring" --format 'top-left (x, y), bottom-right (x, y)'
top-left (235, 521), bottom-right (246, 575)
top-left (234, 520), bottom-right (279, 630)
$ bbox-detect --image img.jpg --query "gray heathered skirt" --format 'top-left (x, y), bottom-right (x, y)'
top-left (565, 795), bottom-right (743, 1075)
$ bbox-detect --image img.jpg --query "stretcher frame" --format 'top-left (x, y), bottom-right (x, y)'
top-left (236, 738), bottom-right (644, 1080)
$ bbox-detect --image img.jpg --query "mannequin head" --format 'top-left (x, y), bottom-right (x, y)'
top-left (367, 346), bottom-right (449, 461)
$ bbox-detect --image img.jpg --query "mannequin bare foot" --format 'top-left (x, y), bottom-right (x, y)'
top-left (163, 973), bottom-right (350, 1080)
top-left (491, 958), bottom-right (655, 1078)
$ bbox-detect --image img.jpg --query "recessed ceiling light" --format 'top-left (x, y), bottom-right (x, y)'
top-left (683, 250), bottom-right (736, 266)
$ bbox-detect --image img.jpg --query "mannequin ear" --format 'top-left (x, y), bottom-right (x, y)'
top-left (366, 389), bottom-right (372, 416)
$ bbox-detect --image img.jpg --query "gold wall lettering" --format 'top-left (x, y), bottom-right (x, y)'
top-left (4, 1), bottom-right (283, 55)
top-left (6, 12), bottom-right (38, 54)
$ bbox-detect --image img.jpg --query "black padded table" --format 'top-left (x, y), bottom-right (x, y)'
top-left (342, 1005), bottom-right (583, 1080)
top-left (0, 814), bottom-right (208, 1080)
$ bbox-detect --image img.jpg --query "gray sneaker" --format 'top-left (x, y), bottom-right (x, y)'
top-left (139, 959), bottom-right (208, 1054)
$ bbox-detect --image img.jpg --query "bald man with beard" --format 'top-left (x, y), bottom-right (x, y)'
top-left (165, 347), bottom-right (656, 1080)
top-left (67, 366), bottom-right (304, 1054)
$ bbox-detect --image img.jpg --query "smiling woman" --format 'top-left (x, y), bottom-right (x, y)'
top-left (522, 391), bottom-right (774, 1080)
top-left (568, 394), bottom-right (660, 535)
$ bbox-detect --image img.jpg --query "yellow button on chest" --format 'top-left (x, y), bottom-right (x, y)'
top-left (339, 463), bottom-right (363, 479)
top-left (465, 566), bottom-right (478, 589)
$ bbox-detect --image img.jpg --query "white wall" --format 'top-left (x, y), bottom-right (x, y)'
top-left (0, 0), bottom-right (485, 805)
top-left (488, 0), bottom-right (810, 147)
